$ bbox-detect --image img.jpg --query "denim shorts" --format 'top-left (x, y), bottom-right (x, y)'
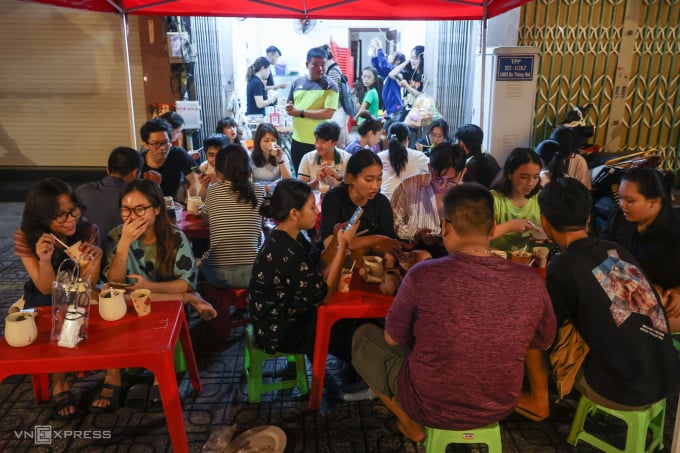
top-left (199, 263), bottom-right (253, 289)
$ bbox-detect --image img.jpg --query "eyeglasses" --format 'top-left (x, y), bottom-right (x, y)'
top-left (432, 175), bottom-right (458, 188)
top-left (120, 205), bottom-right (154, 218)
top-left (54, 206), bottom-right (81, 224)
top-left (429, 133), bottom-right (445, 140)
top-left (147, 141), bottom-right (171, 149)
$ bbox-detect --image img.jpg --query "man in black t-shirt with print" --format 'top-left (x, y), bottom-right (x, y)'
top-left (518, 178), bottom-right (679, 419)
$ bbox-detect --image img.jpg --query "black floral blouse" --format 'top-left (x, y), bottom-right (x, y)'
top-left (249, 229), bottom-right (327, 353)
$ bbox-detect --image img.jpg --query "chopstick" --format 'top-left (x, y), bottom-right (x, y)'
top-left (50, 233), bottom-right (69, 249)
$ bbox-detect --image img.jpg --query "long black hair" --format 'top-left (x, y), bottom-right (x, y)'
top-left (215, 117), bottom-right (241, 145)
top-left (215, 145), bottom-right (258, 209)
top-left (354, 66), bottom-right (383, 110)
top-left (404, 45), bottom-right (424, 84)
top-left (491, 147), bottom-right (542, 198)
top-left (21, 178), bottom-right (92, 264)
top-left (387, 122), bottom-right (410, 176)
top-left (119, 179), bottom-right (176, 281)
top-left (251, 123), bottom-right (281, 168)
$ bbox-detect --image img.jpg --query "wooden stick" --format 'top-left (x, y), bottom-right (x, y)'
top-left (49, 233), bottom-right (69, 249)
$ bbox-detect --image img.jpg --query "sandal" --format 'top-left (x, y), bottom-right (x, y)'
top-left (51, 390), bottom-right (80, 421)
top-left (125, 383), bottom-right (149, 411)
top-left (90, 383), bottom-right (121, 414)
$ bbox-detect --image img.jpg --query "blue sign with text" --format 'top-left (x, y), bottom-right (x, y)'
top-left (496, 56), bottom-right (534, 81)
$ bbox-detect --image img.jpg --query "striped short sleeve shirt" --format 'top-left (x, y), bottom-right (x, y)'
top-left (201, 181), bottom-right (265, 267)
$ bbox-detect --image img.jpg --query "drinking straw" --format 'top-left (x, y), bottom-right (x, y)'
top-left (521, 244), bottom-right (528, 255)
top-left (49, 233), bottom-right (69, 250)
top-left (349, 260), bottom-right (356, 273)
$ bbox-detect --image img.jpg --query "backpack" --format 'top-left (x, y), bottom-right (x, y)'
top-left (328, 63), bottom-right (357, 117)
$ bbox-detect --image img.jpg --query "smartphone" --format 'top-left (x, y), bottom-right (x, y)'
top-left (108, 281), bottom-right (128, 289)
top-left (191, 166), bottom-right (202, 175)
top-left (344, 207), bottom-right (364, 232)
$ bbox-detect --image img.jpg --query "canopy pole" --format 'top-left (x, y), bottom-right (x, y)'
top-left (121, 13), bottom-right (138, 149)
top-left (479, 3), bottom-right (488, 131)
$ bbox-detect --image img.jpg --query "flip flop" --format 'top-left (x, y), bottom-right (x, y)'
top-left (514, 405), bottom-right (548, 422)
top-left (90, 383), bottom-right (121, 414)
top-left (51, 390), bottom-right (80, 421)
top-left (125, 383), bottom-right (149, 411)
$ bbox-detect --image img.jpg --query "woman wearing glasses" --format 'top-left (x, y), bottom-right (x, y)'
top-left (105, 179), bottom-right (216, 319)
top-left (391, 143), bottom-right (467, 260)
top-left (104, 179), bottom-right (216, 412)
top-left (489, 147), bottom-right (543, 252)
top-left (14, 178), bottom-right (103, 420)
top-left (415, 119), bottom-right (450, 155)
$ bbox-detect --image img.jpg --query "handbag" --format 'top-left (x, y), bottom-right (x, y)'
top-left (549, 321), bottom-right (590, 400)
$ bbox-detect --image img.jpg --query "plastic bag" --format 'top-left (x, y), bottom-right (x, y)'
top-left (404, 95), bottom-right (441, 128)
top-left (51, 258), bottom-right (91, 348)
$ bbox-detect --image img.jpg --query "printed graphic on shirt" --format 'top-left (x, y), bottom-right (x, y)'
top-left (592, 249), bottom-right (668, 333)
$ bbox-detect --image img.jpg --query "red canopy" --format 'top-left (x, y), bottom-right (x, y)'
top-left (20, 0), bottom-right (531, 20)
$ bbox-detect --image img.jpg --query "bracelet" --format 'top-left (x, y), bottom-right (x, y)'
top-left (336, 245), bottom-right (347, 251)
top-left (277, 161), bottom-right (285, 165)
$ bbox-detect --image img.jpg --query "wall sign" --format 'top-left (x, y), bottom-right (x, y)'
top-left (496, 56), bottom-right (534, 81)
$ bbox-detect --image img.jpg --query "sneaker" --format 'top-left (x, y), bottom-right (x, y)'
top-left (341, 386), bottom-right (376, 402)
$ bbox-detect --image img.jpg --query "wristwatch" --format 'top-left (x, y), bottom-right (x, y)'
top-left (299, 110), bottom-right (305, 118)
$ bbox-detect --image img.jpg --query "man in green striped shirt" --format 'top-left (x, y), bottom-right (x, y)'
top-left (286, 46), bottom-right (339, 173)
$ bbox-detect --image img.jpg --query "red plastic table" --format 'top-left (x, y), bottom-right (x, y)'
top-left (0, 300), bottom-right (202, 453)
top-left (309, 273), bottom-right (394, 411)
top-left (176, 210), bottom-right (209, 241)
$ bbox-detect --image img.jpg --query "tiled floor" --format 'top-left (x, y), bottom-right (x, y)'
top-left (0, 201), bottom-right (677, 452)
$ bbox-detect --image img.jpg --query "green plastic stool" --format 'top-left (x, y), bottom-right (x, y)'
top-left (567, 394), bottom-right (666, 452)
top-left (243, 325), bottom-right (309, 403)
top-left (425, 422), bottom-right (502, 453)
top-left (174, 343), bottom-right (187, 373)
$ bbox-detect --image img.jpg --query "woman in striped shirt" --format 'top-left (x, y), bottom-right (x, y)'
top-left (200, 144), bottom-right (266, 288)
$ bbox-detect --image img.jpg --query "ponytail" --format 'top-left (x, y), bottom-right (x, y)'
top-left (387, 122), bottom-right (410, 176)
top-left (246, 56), bottom-right (270, 83)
